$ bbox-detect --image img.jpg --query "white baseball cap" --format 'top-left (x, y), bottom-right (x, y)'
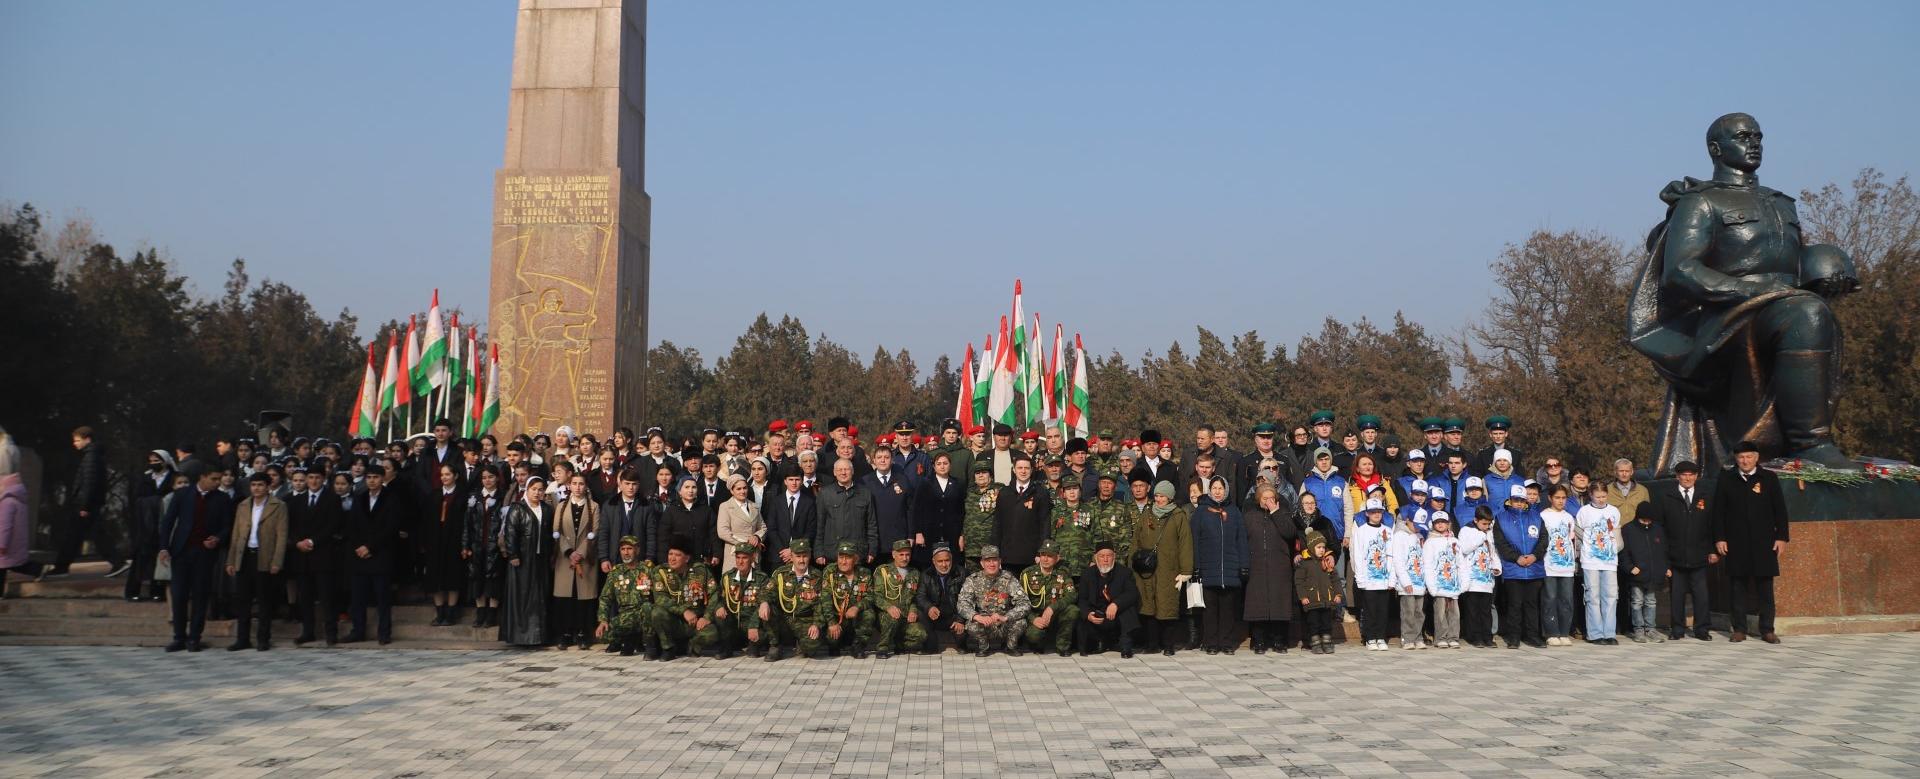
top-left (1364, 498), bottom-right (1385, 512)
top-left (1410, 479), bottom-right (1430, 494)
top-left (1509, 485), bottom-right (1529, 500)
top-left (1465, 476), bottom-right (1484, 489)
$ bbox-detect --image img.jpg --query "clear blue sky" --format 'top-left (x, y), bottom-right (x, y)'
top-left (4, 2), bottom-right (1916, 370)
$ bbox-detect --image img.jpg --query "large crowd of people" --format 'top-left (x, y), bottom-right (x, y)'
top-left (8, 413), bottom-right (1793, 659)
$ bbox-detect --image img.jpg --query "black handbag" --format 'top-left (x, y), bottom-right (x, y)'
top-left (1130, 548), bottom-right (1158, 576)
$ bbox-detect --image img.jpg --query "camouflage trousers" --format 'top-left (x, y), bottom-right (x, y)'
top-left (690, 611), bottom-right (753, 654)
top-left (965, 616), bottom-right (1027, 651)
top-left (602, 607), bottom-right (651, 648)
top-left (870, 606), bottom-right (928, 652)
top-left (823, 609), bottom-right (875, 653)
top-left (1023, 604), bottom-right (1080, 652)
top-left (761, 609), bottom-right (825, 656)
top-left (650, 607), bottom-right (703, 651)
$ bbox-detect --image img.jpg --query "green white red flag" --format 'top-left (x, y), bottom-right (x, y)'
top-left (1065, 333), bottom-right (1089, 438)
top-left (350, 340), bottom-right (379, 438)
top-left (420, 290), bottom-right (447, 393)
top-left (955, 342), bottom-right (976, 430)
top-left (988, 315), bottom-right (1016, 426)
top-left (1024, 312), bottom-right (1045, 426)
top-left (479, 341), bottom-right (503, 434)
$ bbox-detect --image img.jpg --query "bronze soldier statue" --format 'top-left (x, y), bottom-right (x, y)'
top-left (1629, 113), bottom-right (1860, 474)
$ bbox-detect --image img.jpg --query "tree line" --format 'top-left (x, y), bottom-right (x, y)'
top-left (2, 168), bottom-right (1913, 506)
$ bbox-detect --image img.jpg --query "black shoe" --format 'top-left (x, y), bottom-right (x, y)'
top-left (1162, 648), bottom-right (1175, 656)
top-left (644, 643), bottom-right (662, 661)
top-left (1120, 648), bottom-right (1135, 659)
top-left (324, 636), bottom-right (337, 647)
top-left (293, 634), bottom-right (314, 646)
top-left (187, 641), bottom-right (205, 652)
top-left (1224, 648), bottom-right (1236, 655)
top-left (1504, 639), bottom-right (1519, 649)
top-left (1524, 639), bottom-right (1546, 649)
top-left (1253, 646), bottom-right (1268, 655)
top-left (1693, 632), bottom-right (1712, 641)
top-left (619, 645), bottom-right (636, 656)
top-left (974, 649), bottom-right (991, 658)
top-left (876, 650), bottom-right (893, 660)
top-left (748, 645), bottom-right (765, 658)
top-left (256, 641), bottom-right (271, 652)
top-left (764, 647), bottom-right (784, 662)
top-left (1058, 649), bottom-right (1072, 657)
top-left (1275, 646), bottom-right (1287, 654)
top-left (1604, 638), bottom-right (1620, 645)
top-left (227, 640), bottom-right (251, 652)
top-left (1205, 648), bottom-right (1219, 655)
top-left (1008, 647), bottom-right (1024, 657)
top-left (577, 638), bottom-right (592, 651)
top-left (165, 640), bottom-right (187, 653)
top-left (342, 633), bottom-right (365, 644)
top-left (377, 637), bottom-right (391, 645)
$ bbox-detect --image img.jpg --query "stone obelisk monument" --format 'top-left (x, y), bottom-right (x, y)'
top-left (487, 0), bottom-right (649, 437)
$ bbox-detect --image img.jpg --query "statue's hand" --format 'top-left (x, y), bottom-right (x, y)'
top-left (1809, 277), bottom-right (1859, 298)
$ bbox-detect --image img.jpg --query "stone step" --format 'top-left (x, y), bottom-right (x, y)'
top-left (0, 633), bottom-right (508, 651)
top-left (0, 614), bottom-right (506, 643)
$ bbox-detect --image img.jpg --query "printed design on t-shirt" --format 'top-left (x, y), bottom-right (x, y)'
top-left (1433, 544), bottom-right (1462, 597)
top-left (1363, 528), bottom-right (1391, 584)
top-left (1547, 526), bottom-right (1576, 569)
top-left (1469, 543), bottom-right (1496, 586)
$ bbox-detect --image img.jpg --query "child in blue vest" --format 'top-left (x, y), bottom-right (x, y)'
top-left (1493, 485), bottom-right (1547, 649)
top-left (1457, 476), bottom-right (1488, 517)
top-left (1399, 480), bottom-right (1431, 537)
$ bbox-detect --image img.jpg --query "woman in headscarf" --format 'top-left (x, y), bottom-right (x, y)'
top-left (656, 474), bottom-right (712, 566)
top-left (1291, 490), bottom-right (1335, 650)
top-left (499, 474), bottom-right (554, 647)
top-left (550, 472), bottom-right (600, 650)
top-left (1243, 483), bottom-right (1299, 654)
top-left (423, 464), bottom-right (469, 627)
top-left (1191, 476), bottom-right (1249, 654)
top-left (746, 457), bottom-right (773, 507)
top-left (1132, 480), bottom-right (1193, 656)
top-left (715, 473), bottom-right (766, 565)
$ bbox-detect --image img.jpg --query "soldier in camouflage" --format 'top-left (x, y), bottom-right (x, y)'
top-left (1021, 541), bottom-right (1081, 656)
top-left (957, 544), bottom-right (1030, 657)
top-left (823, 541), bottom-right (875, 658)
top-left (1047, 480), bottom-right (1095, 573)
top-left (960, 461), bottom-right (997, 570)
top-left (693, 542), bottom-right (766, 658)
top-left (759, 539), bottom-right (828, 661)
top-left (595, 536), bottom-right (655, 657)
top-left (867, 539), bottom-right (926, 658)
top-left (647, 535), bottom-right (716, 661)
top-left (1091, 473), bottom-right (1133, 564)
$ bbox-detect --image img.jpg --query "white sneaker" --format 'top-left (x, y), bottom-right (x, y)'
top-left (1417, 641), bottom-right (1429, 649)
top-left (1403, 641), bottom-right (1418, 650)
top-left (1447, 640), bottom-right (1460, 648)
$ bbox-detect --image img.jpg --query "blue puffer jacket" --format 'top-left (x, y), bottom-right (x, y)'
top-left (1300, 470), bottom-right (1348, 541)
top-left (1190, 495), bottom-right (1250, 588)
top-left (1494, 503), bottom-right (1546, 580)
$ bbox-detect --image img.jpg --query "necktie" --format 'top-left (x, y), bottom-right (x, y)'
top-left (309, 495), bottom-right (317, 509)
top-left (880, 475), bottom-right (888, 487)
top-left (790, 495), bottom-right (798, 515)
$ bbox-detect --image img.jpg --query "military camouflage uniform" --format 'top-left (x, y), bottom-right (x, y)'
top-left (761, 565), bottom-right (828, 657)
top-left (649, 563), bottom-right (716, 655)
top-left (1048, 500), bottom-right (1096, 572)
top-left (961, 485), bottom-right (998, 569)
top-left (697, 566), bottom-right (767, 654)
top-left (597, 560), bottom-right (656, 650)
top-left (867, 562), bottom-right (927, 653)
top-left (957, 566), bottom-right (1030, 651)
top-left (1091, 497), bottom-right (1134, 564)
top-left (823, 564), bottom-right (875, 653)
top-left (1020, 564), bottom-right (1080, 653)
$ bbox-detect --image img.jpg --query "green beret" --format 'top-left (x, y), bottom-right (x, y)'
top-left (978, 544), bottom-right (1001, 560)
top-left (789, 539), bottom-right (811, 556)
top-left (1097, 471), bottom-right (1119, 482)
top-left (733, 543), bottom-right (757, 556)
top-left (890, 539), bottom-right (912, 551)
top-left (1308, 410), bottom-right (1335, 425)
top-left (971, 460), bottom-right (993, 474)
top-left (1036, 541), bottom-right (1059, 557)
top-left (835, 541), bottom-right (859, 557)
top-left (618, 535), bottom-right (640, 548)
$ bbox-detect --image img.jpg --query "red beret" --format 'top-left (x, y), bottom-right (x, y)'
top-left (795, 420), bottom-right (813, 432)
top-left (1019, 430), bottom-right (1040, 441)
top-left (965, 425), bottom-right (986, 436)
top-left (910, 433), bottom-right (924, 445)
top-left (767, 419), bottom-right (788, 432)
top-left (848, 424), bottom-right (859, 437)
top-left (877, 433), bottom-right (895, 446)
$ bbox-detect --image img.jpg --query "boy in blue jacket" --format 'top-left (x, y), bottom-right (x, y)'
top-left (1493, 485), bottom-right (1547, 649)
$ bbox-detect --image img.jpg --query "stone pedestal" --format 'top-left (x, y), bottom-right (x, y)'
top-left (487, 0), bottom-right (649, 437)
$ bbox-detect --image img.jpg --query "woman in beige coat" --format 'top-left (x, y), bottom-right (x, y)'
top-left (715, 474), bottom-right (766, 564)
top-left (552, 473), bottom-right (599, 650)
top-left (1133, 480), bottom-right (1194, 656)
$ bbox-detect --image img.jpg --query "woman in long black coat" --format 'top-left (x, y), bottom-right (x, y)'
top-left (1243, 483), bottom-right (1300, 654)
top-left (499, 475), bottom-right (554, 647)
top-left (913, 451), bottom-right (967, 568)
top-left (423, 463), bottom-right (468, 626)
top-left (463, 465), bottom-right (508, 628)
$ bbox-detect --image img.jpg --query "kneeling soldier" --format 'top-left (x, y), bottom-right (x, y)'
top-left (648, 535), bottom-right (715, 661)
top-left (596, 536), bottom-right (654, 657)
top-left (869, 539), bottom-right (927, 658)
top-left (696, 543), bottom-right (766, 658)
top-left (760, 539), bottom-right (827, 661)
top-left (1022, 541), bottom-right (1080, 656)
top-left (958, 545), bottom-right (1030, 657)
top-left (823, 541), bottom-right (875, 657)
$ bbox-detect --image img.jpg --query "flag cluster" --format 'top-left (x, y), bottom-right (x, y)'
top-left (348, 289), bottom-right (502, 441)
top-left (956, 280), bottom-right (1089, 437)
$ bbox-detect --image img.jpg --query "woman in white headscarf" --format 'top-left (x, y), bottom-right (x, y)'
top-left (714, 474), bottom-right (766, 564)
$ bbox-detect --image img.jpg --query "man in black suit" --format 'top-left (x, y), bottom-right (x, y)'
top-left (158, 462), bottom-right (233, 652)
top-left (762, 464), bottom-right (817, 573)
top-left (694, 454), bottom-right (727, 508)
top-left (287, 469), bottom-right (344, 645)
top-left (599, 469), bottom-right (648, 573)
top-left (1712, 441), bottom-right (1791, 643)
top-left (1131, 430), bottom-right (1178, 493)
top-left (993, 456), bottom-right (1052, 573)
top-left (346, 465), bottom-right (404, 644)
top-left (1653, 460), bottom-right (1717, 641)
top-left (862, 447), bottom-right (916, 559)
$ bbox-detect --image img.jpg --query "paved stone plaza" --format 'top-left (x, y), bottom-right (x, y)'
top-left (0, 633), bottom-right (1915, 778)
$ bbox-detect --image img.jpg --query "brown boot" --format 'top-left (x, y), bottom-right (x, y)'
top-left (1761, 632), bottom-right (1781, 644)
top-left (1730, 631), bottom-right (1747, 643)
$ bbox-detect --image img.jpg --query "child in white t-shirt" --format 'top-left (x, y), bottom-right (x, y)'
top-left (1539, 484), bottom-right (1579, 646)
top-left (1575, 482), bottom-right (1624, 644)
top-left (1422, 512), bottom-right (1465, 648)
top-left (1388, 511), bottom-right (1428, 649)
top-left (1456, 506), bottom-right (1503, 648)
